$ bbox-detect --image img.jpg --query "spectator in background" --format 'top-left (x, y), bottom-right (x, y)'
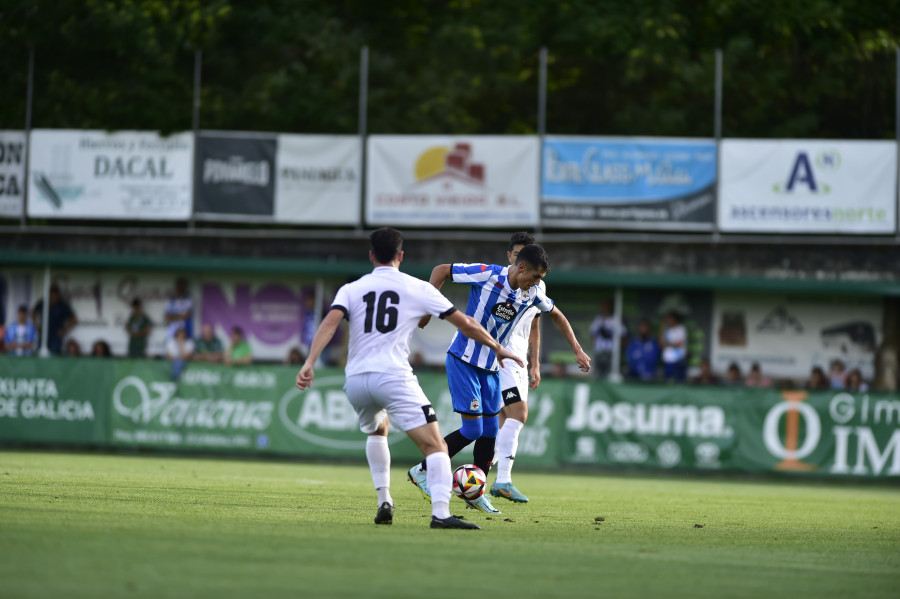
top-left (165, 327), bottom-right (194, 379)
top-left (744, 362), bottom-right (772, 388)
top-left (125, 298), bottom-right (153, 358)
top-left (829, 359), bottom-right (847, 390)
top-left (845, 369), bottom-right (869, 393)
top-left (91, 340), bottom-right (112, 358)
top-left (806, 366), bottom-right (830, 390)
top-left (225, 326), bottom-right (252, 366)
top-left (286, 346), bottom-right (305, 365)
top-left (164, 278), bottom-right (194, 340)
top-left (723, 362), bottom-right (743, 387)
top-left (32, 284), bottom-right (77, 355)
top-left (691, 358), bottom-right (719, 385)
top-left (589, 299), bottom-right (626, 379)
top-left (193, 324), bottom-right (224, 364)
top-left (64, 339), bottom-right (82, 357)
top-left (625, 319), bottom-right (659, 382)
top-left (4, 305), bottom-right (37, 356)
top-left (300, 294), bottom-right (318, 355)
top-left (659, 311), bottom-right (687, 382)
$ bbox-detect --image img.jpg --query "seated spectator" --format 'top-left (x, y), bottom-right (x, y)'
top-left (691, 358), bottom-right (720, 385)
top-left (193, 324), bottom-right (225, 363)
top-left (165, 327), bottom-right (194, 379)
top-left (225, 327), bottom-right (252, 366)
top-left (64, 339), bottom-right (82, 357)
top-left (659, 311), bottom-right (687, 382)
top-left (286, 346), bottom-right (305, 365)
top-left (829, 359), bottom-right (847, 390)
top-left (91, 340), bottom-right (112, 358)
top-left (4, 305), bottom-right (37, 356)
top-left (806, 366), bottom-right (830, 390)
top-left (625, 319), bottom-right (659, 382)
top-left (744, 362), bottom-right (772, 388)
top-left (845, 369), bottom-right (869, 393)
top-left (125, 298), bottom-right (153, 358)
top-left (723, 362), bottom-right (743, 387)
top-left (551, 362), bottom-right (568, 378)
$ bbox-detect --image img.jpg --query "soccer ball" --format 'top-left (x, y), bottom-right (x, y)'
top-left (452, 464), bottom-right (486, 500)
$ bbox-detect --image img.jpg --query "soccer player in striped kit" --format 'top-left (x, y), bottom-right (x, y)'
top-left (409, 243), bottom-right (590, 515)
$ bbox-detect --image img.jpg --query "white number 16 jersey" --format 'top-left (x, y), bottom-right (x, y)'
top-left (332, 266), bottom-right (457, 377)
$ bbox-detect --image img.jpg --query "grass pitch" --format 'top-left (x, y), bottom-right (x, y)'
top-left (0, 451), bottom-right (898, 599)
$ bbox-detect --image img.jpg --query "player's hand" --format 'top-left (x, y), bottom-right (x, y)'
top-left (574, 348), bottom-right (591, 372)
top-left (529, 364), bottom-right (542, 390)
top-left (496, 347), bottom-right (525, 369)
top-left (296, 364), bottom-right (315, 390)
top-left (418, 315), bottom-right (432, 329)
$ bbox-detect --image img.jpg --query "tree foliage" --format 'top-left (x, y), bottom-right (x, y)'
top-left (0, 0), bottom-right (897, 137)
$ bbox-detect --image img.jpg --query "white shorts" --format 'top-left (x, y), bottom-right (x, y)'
top-left (499, 361), bottom-right (529, 406)
top-left (343, 372), bottom-right (438, 434)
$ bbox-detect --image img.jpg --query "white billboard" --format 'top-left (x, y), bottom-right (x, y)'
top-left (0, 131), bottom-right (26, 218)
top-left (27, 129), bottom-right (194, 220)
top-left (275, 134), bottom-right (360, 224)
top-left (366, 135), bottom-right (539, 227)
top-left (711, 291), bottom-right (883, 380)
top-left (719, 139), bottom-right (896, 233)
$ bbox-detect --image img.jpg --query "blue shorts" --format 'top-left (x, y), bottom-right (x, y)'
top-left (446, 354), bottom-right (501, 416)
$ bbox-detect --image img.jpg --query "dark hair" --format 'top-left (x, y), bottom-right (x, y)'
top-left (17, 304), bottom-right (27, 313)
top-left (514, 243), bottom-right (550, 272)
top-left (232, 326), bottom-right (244, 336)
top-left (728, 362), bottom-right (740, 373)
top-left (370, 227), bottom-right (403, 264)
top-left (508, 232), bottom-right (535, 251)
top-left (131, 298), bottom-right (142, 307)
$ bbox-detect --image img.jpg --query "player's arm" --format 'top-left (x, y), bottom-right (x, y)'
top-left (548, 306), bottom-right (591, 372)
top-left (296, 308), bottom-right (344, 390)
top-left (418, 264), bottom-right (453, 328)
top-left (444, 310), bottom-right (524, 369)
top-left (528, 315), bottom-right (542, 390)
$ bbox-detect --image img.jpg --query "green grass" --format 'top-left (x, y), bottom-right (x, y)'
top-left (0, 451), bottom-right (898, 599)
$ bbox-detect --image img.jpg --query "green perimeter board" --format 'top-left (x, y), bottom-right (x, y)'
top-left (1, 357), bottom-right (899, 478)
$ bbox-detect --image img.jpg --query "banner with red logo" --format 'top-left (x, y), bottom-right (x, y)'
top-left (366, 135), bottom-right (539, 227)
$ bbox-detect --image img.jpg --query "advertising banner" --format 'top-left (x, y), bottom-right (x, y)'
top-left (366, 135), bottom-right (539, 227)
top-left (1, 358), bottom-right (897, 477)
top-left (563, 382), bottom-right (900, 477)
top-left (275, 134), bottom-right (360, 224)
top-left (27, 129), bottom-right (193, 220)
top-left (711, 291), bottom-right (883, 380)
top-left (542, 137), bottom-right (717, 229)
top-left (0, 131), bottom-right (26, 218)
top-left (719, 139), bottom-right (897, 233)
top-left (0, 356), bottom-right (109, 444)
top-left (194, 133), bottom-right (361, 224)
top-left (194, 132), bottom-right (276, 217)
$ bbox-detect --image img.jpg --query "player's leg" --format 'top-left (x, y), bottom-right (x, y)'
top-left (344, 374), bottom-right (394, 524)
top-left (491, 364), bottom-right (530, 502)
top-left (408, 355), bottom-right (483, 496)
top-left (381, 374), bottom-right (478, 530)
top-left (465, 370), bottom-right (502, 515)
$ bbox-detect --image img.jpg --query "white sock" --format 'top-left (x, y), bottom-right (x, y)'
top-left (366, 436), bottom-right (392, 506)
top-left (494, 418), bottom-right (524, 484)
top-left (425, 452), bottom-right (452, 519)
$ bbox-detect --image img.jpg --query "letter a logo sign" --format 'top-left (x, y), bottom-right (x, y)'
top-left (783, 152), bottom-right (817, 193)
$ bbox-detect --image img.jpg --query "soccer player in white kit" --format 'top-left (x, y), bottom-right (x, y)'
top-left (491, 232), bottom-right (542, 503)
top-left (295, 228), bottom-right (523, 529)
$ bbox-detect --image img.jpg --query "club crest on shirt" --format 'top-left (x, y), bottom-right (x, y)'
top-left (470, 398), bottom-right (480, 411)
top-left (491, 301), bottom-right (516, 322)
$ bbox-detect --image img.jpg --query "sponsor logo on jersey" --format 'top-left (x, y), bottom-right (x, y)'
top-left (491, 301), bottom-right (516, 322)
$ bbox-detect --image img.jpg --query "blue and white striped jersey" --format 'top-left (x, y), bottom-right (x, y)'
top-left (447, 263), bottom-right (554, 371)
